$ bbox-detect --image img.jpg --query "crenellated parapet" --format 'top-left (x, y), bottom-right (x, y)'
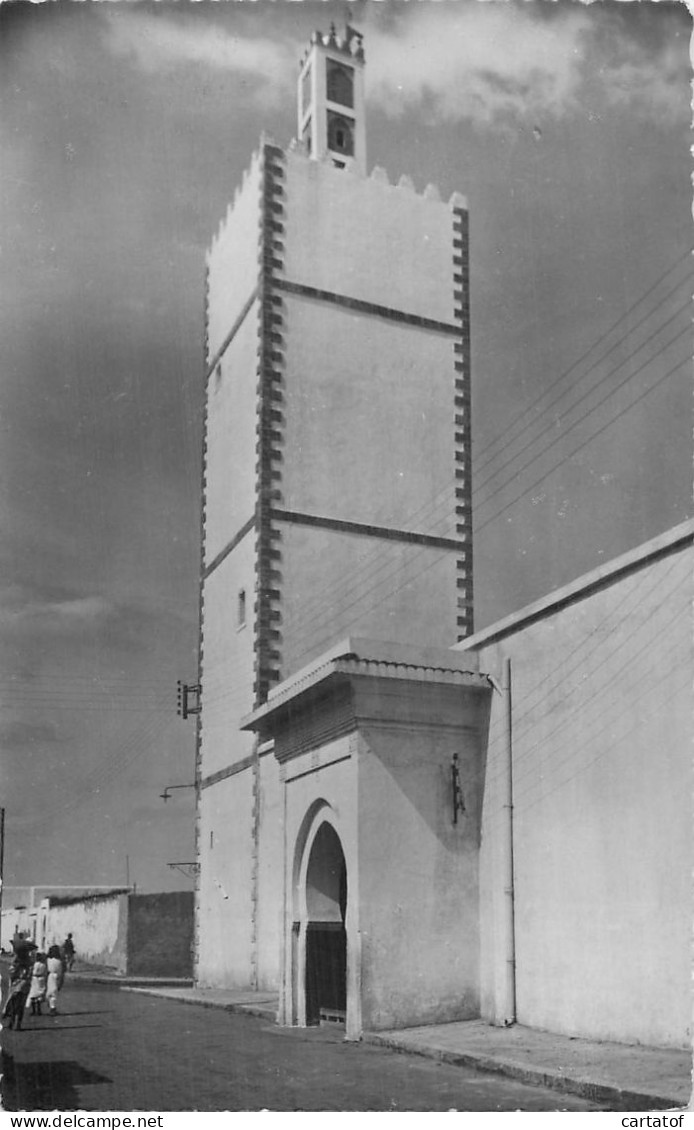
top-left (207, 146), bottom-right (467, 268)
top-left (299, 22), bottom-right (365, 69)
top-left (207, 136), bottom-right (282, 260)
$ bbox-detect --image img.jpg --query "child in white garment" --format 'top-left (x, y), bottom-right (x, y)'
top-left (28, 952), bottom-right (48, 1016)
top-left (46, 944), bottom-right (65, 1015)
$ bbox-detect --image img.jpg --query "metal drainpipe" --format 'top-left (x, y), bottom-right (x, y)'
top-left (502, 656), bottom-right (517, 1026)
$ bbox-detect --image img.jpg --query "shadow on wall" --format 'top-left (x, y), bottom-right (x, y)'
top-left (126, 891), bottom-right (195, 978)
top-left (5, 890), bottom-right (196, 978)
top-left (360, 681), bottom-right (491, 848)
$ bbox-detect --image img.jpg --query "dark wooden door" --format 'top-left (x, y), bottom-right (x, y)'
top-left (305, 922), bottom-right (346, 1025)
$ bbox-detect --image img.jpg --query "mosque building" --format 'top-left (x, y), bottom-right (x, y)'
top-left (193, 24), bottom-right (692, 1050)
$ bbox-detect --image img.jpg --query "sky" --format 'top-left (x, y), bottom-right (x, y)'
top-left (0, 0), bottom-right (691, 898)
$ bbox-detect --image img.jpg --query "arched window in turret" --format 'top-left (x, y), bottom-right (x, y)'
top-left (327, 112), bottom-right (354, 156)
top-left (326, 60), bottom-right (354, 108)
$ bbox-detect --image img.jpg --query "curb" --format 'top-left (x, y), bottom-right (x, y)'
top-left (362, 1032), bottom-right (685, 1112)
top-left (121, 986), bottom-right (278, 1023)
top-left (86, 977), bottom-right (194, 989)
top-left (69, 971), bottom-right (194, 989)
top-left (72, 971), bottom-right (278, 1021)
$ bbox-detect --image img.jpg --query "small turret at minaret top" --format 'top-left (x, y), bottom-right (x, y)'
top-left (297, 22), bottom-right (366, 174)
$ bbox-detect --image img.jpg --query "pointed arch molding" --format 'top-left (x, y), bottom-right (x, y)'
top-left (292, 799), bottom-right (342, 925)
top-left (283, 799), bottom-right (360, 1036)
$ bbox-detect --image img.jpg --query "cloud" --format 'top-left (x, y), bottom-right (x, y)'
top-left (98, 4), bottom-right (688, 131)
top-left (102, 9), bottom-right (295, 103)
top-left (598, 35), bottom-right (690, 125)
top-left (0, 588), bottom-right (114, 631)
top-left (366, 3), bottom-right (592, 126)
top-left (37, 596), bottom-right (113, 624)
top-left (365, 3), bottom-right (688, 129)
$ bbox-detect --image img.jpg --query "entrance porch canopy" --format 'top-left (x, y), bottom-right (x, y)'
top-left (240, 636), bottom-right (491, 741)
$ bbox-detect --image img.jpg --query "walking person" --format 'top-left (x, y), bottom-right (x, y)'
top-left (27, 951), bottom-right (48, 1016)
top-left (46, 945), bottom-right (65, 1016)
top-left (62, 933), bottom-right (75, 972)
top-left (3, 939), bottom-right (36, 1030)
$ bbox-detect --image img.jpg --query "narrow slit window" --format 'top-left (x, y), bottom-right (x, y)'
top-left (301, 66), bottom-right (312, 115)
top-left (302, 118), bottom-right (312, 155)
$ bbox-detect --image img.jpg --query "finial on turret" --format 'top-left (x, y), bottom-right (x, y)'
top-left (344, 18), bottom-right (364, 59)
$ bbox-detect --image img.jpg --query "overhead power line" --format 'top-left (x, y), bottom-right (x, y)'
top-left (474, 348), bottom-right (689, 534)
top-left (474, 246), bottom-right (692, 474)
top-left (480, 560), bottom-right (690, 801)
top-left (474, 297), bottom-right (691, 502)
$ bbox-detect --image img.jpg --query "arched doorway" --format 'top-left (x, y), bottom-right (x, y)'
top-left (302, 820), bottom-right (347, 1025)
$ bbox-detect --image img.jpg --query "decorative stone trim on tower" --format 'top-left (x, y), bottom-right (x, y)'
top-left (253, 141), bottom-right (287, 708)
top-left (249, 140), bottom-right (288, 990)
top-left (451, 196), bottom-right (474, 640)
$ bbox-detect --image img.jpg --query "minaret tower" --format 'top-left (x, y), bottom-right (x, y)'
top-left (297, 22), bottom-right (366, 173)
top-left (196, 23), bottom-right (473, 992)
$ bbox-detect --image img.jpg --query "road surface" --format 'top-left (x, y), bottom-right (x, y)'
top-left (2, 979), bottom-right (614, 1112)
